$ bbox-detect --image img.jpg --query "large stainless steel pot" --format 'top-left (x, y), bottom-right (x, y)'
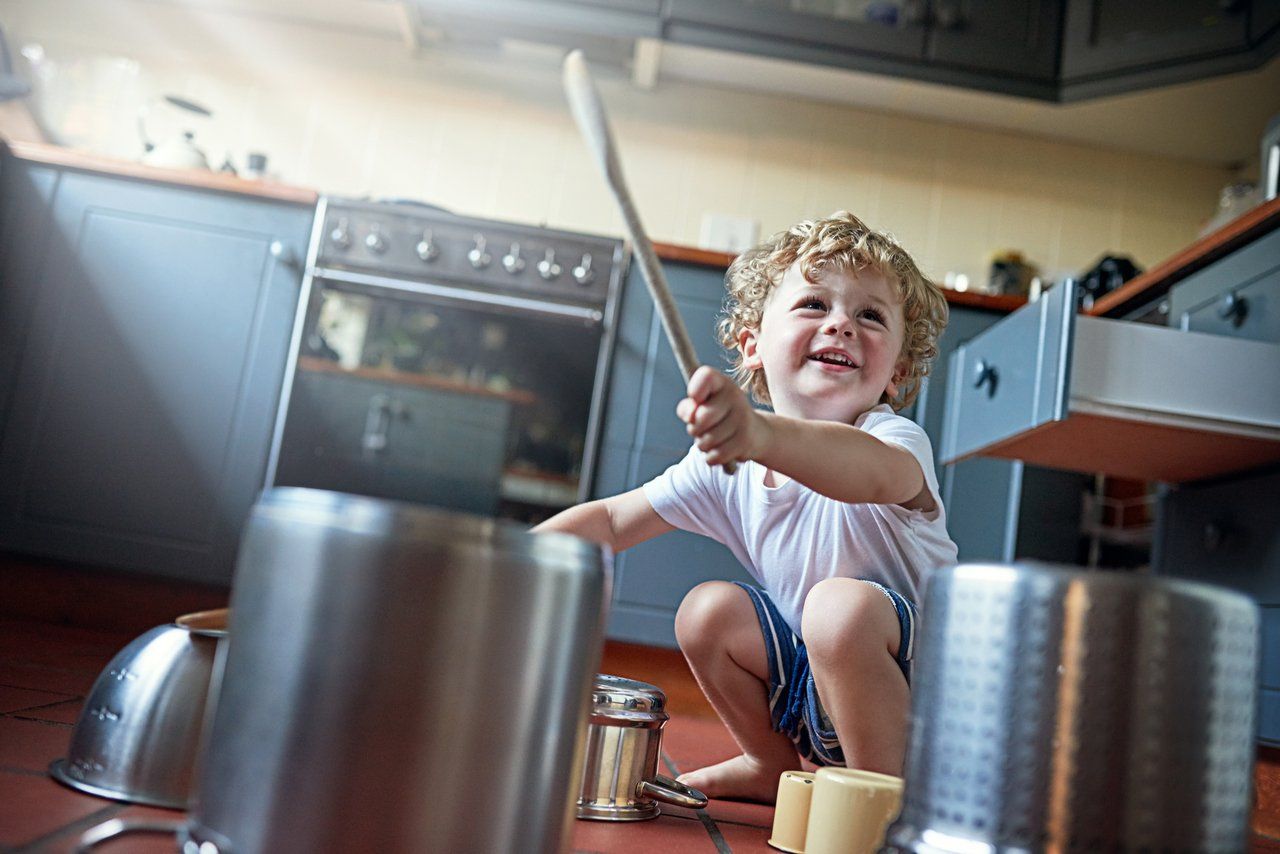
top-left (186, 488), bottom-right (609, 854)
top-left (576, 675), bottom-right (707, 820)
top-left (888, 563), bottom-right (1259, 853)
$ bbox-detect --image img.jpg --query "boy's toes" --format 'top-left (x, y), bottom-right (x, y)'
top-left (676, 754), bottom-right (794, 804)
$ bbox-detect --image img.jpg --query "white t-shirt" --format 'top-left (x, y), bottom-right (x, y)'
top-left (643, 404), bottom-right (958, 637)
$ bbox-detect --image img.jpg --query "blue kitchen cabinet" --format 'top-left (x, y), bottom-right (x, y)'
top-left (593, 259), bottom-right (754, 646)
top-left (1168, 226), bottom-right (1280, 344)
top-left (1154, 464), bottom-right (1280, 746)
top-left (0, 153), bottom-right (312, 584)
top-left (593, 261), bottom-right (1083, 647)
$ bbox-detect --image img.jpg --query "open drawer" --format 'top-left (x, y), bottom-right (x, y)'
top-left (940, 280), bottom-right (1280, 482)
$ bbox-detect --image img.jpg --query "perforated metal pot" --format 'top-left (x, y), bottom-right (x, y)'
top-left (888, 563), bottom-right (1259, 854)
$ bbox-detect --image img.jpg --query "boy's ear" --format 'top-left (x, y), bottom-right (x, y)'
top-left (738, 327), bottom-right (763, 371)
top-left (884, 356), bottom-right (909, 400)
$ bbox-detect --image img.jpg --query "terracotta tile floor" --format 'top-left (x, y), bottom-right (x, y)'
top-left (0, 618), bottom-right (775, 853)
top-left (1, 557), bottom-right (1279, 853)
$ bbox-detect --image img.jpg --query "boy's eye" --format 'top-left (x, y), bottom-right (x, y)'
top-left (861, 308), bottom-right (886, 325)
top-left (797, 297), bottom-right (827, 311)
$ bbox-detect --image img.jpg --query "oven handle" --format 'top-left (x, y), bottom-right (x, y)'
top-left (362, 393), bottom-right (391, 455)
top-left (312, 266), bottom-right (604, 324)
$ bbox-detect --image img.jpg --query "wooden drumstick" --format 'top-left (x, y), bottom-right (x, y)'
top-left (563, 49), bottom-right (737, 475)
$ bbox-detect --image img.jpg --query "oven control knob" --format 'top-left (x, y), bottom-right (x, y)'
top-left (502, 242), bottom-right (526, 274)
top-left (329, 217), bottom-right (351, 250)
top-left (572, 253), bottom-right (595, 286)
top-left (468, 235), bottom-right (491, 270)
top-left (537, 248), bottom-right (562, 280)
top-left (364, 224), bottom-right (388, 254)
top-left (416, 229), bottom-right (439, 262)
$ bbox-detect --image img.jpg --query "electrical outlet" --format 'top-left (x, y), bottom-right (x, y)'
top-left (699, 214), bottom-right (758, 254)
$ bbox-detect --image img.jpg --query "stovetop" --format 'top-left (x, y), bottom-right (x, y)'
top-left (312, 197), bottom-right (624, 307)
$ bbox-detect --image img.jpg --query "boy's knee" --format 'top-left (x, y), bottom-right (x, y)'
top-left (674, 581), bottom-right (745, 652)
top-left (801, 579), bottom-right (892, 662)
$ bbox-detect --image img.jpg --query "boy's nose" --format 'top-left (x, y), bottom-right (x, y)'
top-left (823, 317), bottom-right (854, 337)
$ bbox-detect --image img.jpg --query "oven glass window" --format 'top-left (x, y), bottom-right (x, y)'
top-left (275, 283), bottom-right (603, 524)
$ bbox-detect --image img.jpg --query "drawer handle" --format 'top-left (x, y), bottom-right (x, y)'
top-left (1217, 292), bottom-right (1248, 328)
top-left (973, 359), bottom-right (998, 397)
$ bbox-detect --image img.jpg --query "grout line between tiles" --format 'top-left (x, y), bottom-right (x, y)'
top-left (0, 765), bottom-right (49, 777)
top-left (11, 803), bottom-right (123, 854)
top-left (662, 751), bottom-right (732, 854)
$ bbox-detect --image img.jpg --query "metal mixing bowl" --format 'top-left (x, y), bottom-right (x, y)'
top-left (49, 609), bottom-right (226, 809)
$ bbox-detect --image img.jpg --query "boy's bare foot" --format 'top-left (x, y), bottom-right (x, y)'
top-left (677, 753), bottom-right (794, 804)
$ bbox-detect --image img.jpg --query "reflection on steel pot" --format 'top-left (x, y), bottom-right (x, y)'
top-left (577, 675), bottom-right (708, 820)
top-left (888, 563), bottom-right (1259, 853)
top-left (187, 489), bottom-right (609, 854)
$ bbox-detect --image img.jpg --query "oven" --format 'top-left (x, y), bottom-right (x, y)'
top-left (264, 197), bottom-right (626, 524)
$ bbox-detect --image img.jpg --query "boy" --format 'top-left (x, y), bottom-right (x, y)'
top-left (533, 211), bottom-right (957, 803)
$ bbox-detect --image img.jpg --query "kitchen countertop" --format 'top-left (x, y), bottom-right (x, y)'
top-left (1090, 194), bottom-right (1280, 319)
top-left (0, 138), bottom-right (1030, 315)
top-left (12, 138), bottom-right (1279, 319)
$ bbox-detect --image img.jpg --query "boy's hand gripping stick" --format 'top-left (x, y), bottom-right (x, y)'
top-left (562, 49), bottom-right (737, 475)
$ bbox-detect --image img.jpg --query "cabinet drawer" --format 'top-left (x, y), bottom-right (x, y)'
top-left (1262, 687), bottom-right (1280, 747)
top-left (941, 280), bottom-right (1280, 483)
top-left (1169, 226), bottom-right (1280, 344)
top-left (1264, 607), bottom-right (1280, 690)
top-left (1178, 271), bottom-right (1279, 343)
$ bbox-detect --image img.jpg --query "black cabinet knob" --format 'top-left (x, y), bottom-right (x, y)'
top-left (1216, 291), bottom-right (1248, 328)
top-left (973, 359), bottom-right (998, 397)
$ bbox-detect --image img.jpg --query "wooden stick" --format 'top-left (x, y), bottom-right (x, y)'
top-left (563, 50), bottom-right (736, 475)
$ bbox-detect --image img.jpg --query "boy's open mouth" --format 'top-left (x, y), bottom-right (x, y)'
top-left (807, 349), bottom-right (858, 369)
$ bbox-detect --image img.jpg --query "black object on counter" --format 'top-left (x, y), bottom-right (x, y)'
top-left (1077, 255), bottom-right (1143, 309)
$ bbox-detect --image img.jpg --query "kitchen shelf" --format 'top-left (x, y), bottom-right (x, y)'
top-left (296, 356), bottom-right (537, 405)
top-left (941, 280), bottom-right (1280, 483)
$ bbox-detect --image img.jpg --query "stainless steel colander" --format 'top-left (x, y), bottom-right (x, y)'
top-left (888, 563), bottom-right (1259, 853)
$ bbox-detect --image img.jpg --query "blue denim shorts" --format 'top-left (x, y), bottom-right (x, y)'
top-left (732, 580), bottom-right (918, 767)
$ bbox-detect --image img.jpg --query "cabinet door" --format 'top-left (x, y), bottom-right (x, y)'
top-left (926, 0), bottom-right (1061, 80)
top-left (0, 166), bottom-right (311, 584)
top-left (594, 261), bottom-right (753, 647)
top-left (666, 0), bottom-right (928, 60)
top-left (1062, 0), bottom-right (1250, 79)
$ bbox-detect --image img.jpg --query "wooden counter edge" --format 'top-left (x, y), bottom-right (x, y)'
top-left (650, 240), bottom-right (1025, 313)
top-left (1089, 195), bottom-right (1280, 319)
top-left (3, 139), bottom-right (319, 206)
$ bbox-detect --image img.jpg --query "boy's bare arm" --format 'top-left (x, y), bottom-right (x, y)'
top-left (678, 366), bottom-right (930, 508)
top-left (531, 487), bottom-right (676, 552)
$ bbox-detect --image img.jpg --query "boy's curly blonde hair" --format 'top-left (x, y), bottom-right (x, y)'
top-left (716, 211), bottom-right (948, 412)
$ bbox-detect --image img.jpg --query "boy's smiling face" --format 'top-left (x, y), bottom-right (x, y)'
top-left (738, 261), bottom-right (907, 424)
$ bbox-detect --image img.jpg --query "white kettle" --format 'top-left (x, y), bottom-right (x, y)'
top-left (138, 95), bottom-right (212, 171)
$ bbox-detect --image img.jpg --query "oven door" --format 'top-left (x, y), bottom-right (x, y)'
top-left (267, 268), bottom-right (612, 523)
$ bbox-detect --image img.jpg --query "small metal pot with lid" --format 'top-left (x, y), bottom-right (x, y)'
top-left (577, 674), bottom-right (708, 820)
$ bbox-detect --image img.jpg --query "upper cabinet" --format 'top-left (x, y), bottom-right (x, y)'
top-left (1062, 0), bottom-right (1250, 82)
top-left (663, 0), bottom-right (930, 63)
top-left (926, 0), bottom-right (1062, 80)
top-left (414, 0), bottom-right (1280, 102)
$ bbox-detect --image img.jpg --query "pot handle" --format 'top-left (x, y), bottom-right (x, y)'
top-left (639, 773), bottom-right (709, 809)
top-left (74, 817), bottom-right (184, 852)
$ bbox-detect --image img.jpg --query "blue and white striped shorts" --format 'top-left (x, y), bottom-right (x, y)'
top-left (732, 580), bottom-right (918, 767)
